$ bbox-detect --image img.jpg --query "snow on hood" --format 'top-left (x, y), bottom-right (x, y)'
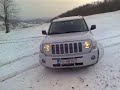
top-left (42, 31), bottom-right (94, 43)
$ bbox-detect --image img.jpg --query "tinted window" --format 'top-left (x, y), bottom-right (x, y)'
top-left (48, 19), bottom-right (88, 35)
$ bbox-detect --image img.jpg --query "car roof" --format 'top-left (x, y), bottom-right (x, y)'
top-left (52, 16), bottom-right (83, 22)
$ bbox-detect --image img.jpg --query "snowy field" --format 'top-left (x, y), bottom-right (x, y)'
top-left (0, 11), bottom-right (120, 90)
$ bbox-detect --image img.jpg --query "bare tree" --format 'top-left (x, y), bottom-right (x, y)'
top-left (0, 0), bottom-right (17, 33)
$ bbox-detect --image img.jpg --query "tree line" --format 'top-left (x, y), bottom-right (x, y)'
top-left (54, 0), bottom-right (120, 19)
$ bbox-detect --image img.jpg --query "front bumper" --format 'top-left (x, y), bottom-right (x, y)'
top-left (39, 48), bottom-right (99, 68)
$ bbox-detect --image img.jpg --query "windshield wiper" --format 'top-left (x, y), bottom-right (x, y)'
top-left (49, 32), bottom-right (63, 35)
top-left (64, 31), bottom-right (81, 34)
top-left (49, 31), bottom-right (83, 35)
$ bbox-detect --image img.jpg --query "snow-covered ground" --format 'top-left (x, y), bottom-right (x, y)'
top-left (0, 11), bottom-right (120, 90)
top-left (0, 20), bottom-right (43, 31)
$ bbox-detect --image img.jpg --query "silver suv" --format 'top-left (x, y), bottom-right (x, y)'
top-left (39, 16), bottom-right (99, 68)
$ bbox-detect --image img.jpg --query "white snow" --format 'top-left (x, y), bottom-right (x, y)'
top-left (0, 11), bottom-right (120, 90)
top-left (0, 23), bottom-right (49, 67)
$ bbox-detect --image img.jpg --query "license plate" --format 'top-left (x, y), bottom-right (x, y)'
top-left (61, 59), bottom-right (77, 64)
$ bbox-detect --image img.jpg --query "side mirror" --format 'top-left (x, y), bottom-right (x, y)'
top-left (42, 30), bottom-right (47, 35)
top-left (90, 25), bottom-right (96, 30)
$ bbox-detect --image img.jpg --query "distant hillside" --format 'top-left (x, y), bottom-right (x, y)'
top-left (21, 18), bottom-right (50, 24)
top-left (55, 0), bottom-right (120, 19)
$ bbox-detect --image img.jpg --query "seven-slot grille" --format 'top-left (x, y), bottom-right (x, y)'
top-left (51, 42), bottom-right (82, 55)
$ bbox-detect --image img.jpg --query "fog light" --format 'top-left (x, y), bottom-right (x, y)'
top-left (91, 55), bottom-right (96, 60)
top-left (42, 59), bottom-right (46, 63)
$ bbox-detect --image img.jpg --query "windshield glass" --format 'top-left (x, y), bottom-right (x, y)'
top-left (48, 19), bottom-right (88, 35)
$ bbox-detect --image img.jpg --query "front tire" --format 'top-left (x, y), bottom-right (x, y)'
top-left (94, 49), bottom-right (99, 65)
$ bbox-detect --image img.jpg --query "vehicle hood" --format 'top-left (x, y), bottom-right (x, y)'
top-left (42, 32), bottom-right (94, 43)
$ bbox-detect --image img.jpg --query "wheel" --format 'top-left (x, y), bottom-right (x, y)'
top-left (94, 49), bottom-right (99, 65)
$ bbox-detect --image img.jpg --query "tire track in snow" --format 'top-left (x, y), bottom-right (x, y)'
top-left (0, 52), bottom-right (39, 67)
top-left (98, 34), bottom-right (120, 41)
top-left (0, 53), bottom-right (41, 82)
top-left (97, 34), bottom-right (120, 48)
top-left (0, 36), bottom-right (45, 44)
top-left (0, 63), bottom-right (40, 82)
top-left (104, 42), bottom-right (120, 48)
top-left (0, 38), bottom-right (43, 44)
top-left (0, 36), bottom-right (44, 41)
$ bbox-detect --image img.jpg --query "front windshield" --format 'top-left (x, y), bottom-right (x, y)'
top-left (48, 19), bottom-right (88, 35)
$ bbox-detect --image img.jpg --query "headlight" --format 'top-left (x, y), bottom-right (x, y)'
top-left (43, 44), bottom-right (51, 53)
top-left (84, 41), bottom-right (91, 49)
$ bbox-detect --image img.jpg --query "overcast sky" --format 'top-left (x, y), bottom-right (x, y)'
top-left (15, 0), bottom-right (101, 20)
